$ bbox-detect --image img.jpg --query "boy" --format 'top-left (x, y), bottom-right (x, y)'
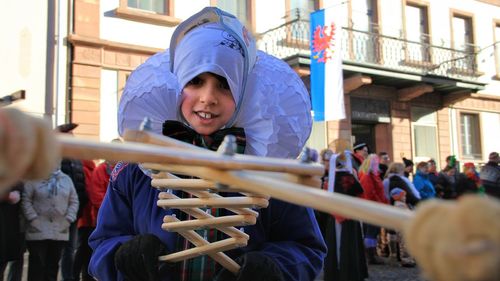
top-left (88, 7), bottom-right (326, 281)
top-left (389, 188), bottom-right (416, 268)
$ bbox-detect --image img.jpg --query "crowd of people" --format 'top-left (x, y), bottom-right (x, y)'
top-left (0, 123), bottom-right (118, 281)
top-left (315, 140), bottom-right (500, 281)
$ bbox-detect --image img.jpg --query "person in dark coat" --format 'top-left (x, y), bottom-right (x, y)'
top-left (315, 149), bottom-right (334, 238)
top-left (436, 165), bottom-right (457, 199)
top-left (402, 158), bottom-right (414, 179)
top-left (456, 162), bottom-right (481, 197)
top-left (0, 183), bottom-right (26, 281)
top-left (378, 152), bottom-right (390, 181)
top-left (322, 146), bottom-right (368, 281)
top-left (480, 152), bottom-right (500, 199)
top-left (57, 123), bottom-right (87, 281)
top-left (352, 143), bottom-right (369, 172)
top-left (427, 159), bottom-right (439, 187)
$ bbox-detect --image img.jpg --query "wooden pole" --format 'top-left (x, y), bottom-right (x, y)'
top-left (58, 134), bottom-right (323, 176)
top-left (150, 163), bottom-right (413, 231)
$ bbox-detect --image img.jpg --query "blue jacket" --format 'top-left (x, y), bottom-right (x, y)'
top-left (413, 171), bottom-right (436, 200)
top-left (88, 163), bottom-right (326, 281)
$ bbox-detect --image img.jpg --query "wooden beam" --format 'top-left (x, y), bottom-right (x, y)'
top-left (397, 84), bottom-right (433, 102)
top-left (443, 90), bottom-right (472, 106)
top-left (343, 74), bottom-right (372, 93)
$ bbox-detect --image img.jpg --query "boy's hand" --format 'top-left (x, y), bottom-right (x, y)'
top-left (114, 234), bottom-right (167, 281)
top-left (215, 252), bottom-right (284, 281)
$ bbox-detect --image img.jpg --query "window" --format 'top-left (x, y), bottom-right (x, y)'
top-left (350, 0), bottom-right (379, 63)
top-left (411, 107), bottom-right (438, 162)
top-left (283, 0), bottom-right (318, 46)
top-left (288, 0), bottom-right (317, 20)
top-left (128, 0), bottom-right (167, 14)
top-left (452, 14), bottom-right (475, 71)
top-left (495, 22), bottom-right (500, 77)
top-left (460, 113), bottom-right (482, 159)
top-left (100, 69), bottom-right (120, 142)
top-left (214, 0), bottom-right (252, 30)
top-left (115, 0), bottom-right (180, 26)
top-left (404, 3), bottom-right (430, 62)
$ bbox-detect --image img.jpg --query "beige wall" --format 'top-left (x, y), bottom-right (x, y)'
top-left (0, 1), bottom-right (49, 117)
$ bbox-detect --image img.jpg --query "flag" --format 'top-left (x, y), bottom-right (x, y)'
top-left (310, 8), bottom-right (345, 121)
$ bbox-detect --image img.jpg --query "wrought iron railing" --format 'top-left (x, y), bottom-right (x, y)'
top-left (257, 19), bottom-right (480, 80)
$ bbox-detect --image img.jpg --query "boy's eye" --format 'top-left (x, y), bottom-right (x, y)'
top-left (218, 79), bottom-right (230, 90)
top-left (186, 77), bottom-right (202, 86)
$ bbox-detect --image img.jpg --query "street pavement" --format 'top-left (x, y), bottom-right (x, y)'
top-left (316, 257), bottom-right (426, 281)
top-left (5, 253), bottom-right (426, 281)
top-left (366, 259), bottom-right (425, 281)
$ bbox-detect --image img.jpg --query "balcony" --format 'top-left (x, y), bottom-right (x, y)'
top-left (257, 19), bottom-right (485, 93)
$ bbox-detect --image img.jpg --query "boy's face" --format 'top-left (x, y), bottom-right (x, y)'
top-left (180, 73), bottom-right (236, 135)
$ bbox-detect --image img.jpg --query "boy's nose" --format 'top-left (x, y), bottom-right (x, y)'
top-left (199, 87), bottom-right (218, 105)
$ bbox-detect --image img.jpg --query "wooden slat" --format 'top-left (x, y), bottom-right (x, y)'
top-left (158, 237), bottom-right (247, 263)
top-left (162, 215), bottom-right (256, 232)
top-left (59, 133), bottom-right (324, 176)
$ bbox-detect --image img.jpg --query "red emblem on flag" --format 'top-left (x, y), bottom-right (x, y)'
top-left (312, 22), bottom-right (336, 63)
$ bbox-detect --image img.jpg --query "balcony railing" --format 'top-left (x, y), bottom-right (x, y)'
top-left (257, 19), bottom-right (480, 80)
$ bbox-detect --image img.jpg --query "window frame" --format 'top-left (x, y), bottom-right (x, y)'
top-left (450, 9), bottom-right (477, 75)
top-left (283, 0), bottom-right (321, 49)
top-left (346, 0), bottom-right (381, 63)
top-left (114, 0), bottom-right (181, 26)
top-left (410, 106), bottom-right (439, 163)
top-left (285, 0), bottom-right (321, 21)
top-left (402, 0), bottom-right (433, 66)
top-left (494, 19), bottom-right (500, 79)
top-left (457, 110), bottom-right (483, 160)
top-left (210, 0), bottom-right (256, 33)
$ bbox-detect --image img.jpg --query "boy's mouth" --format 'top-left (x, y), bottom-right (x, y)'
top-left (195, 111), bottom-right (217, 119)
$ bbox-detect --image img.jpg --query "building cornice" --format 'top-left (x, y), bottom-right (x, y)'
top-left (68, 34), bottom-right (164, 55)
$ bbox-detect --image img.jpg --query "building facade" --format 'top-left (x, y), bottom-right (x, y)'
top-left (260, 0), bottom-right (500, 168)
top-left (3, 0), bottom-right (499, 168)
top-left (1, 0), bottom-right (71, 124)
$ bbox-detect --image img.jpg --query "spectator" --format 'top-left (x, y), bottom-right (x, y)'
top-left (0, 183), bottom-right (25, 281)
top-left (383, 162), bottom-right (421, 208)
top-left (389, 188), bottom-right (416, 268)
top-left (322, 140), bottom-right (367, 281)
top-left (413, 162), bottom-right (436, 200)
top-left (436, 166), bottom-right (457, 199)
top-left (352, 143), bottom-right (369, 172)
top-left (74, 138), bottom-right (119, 281)
top-left (72, 159), bottom-right (96, 281)
top-left (21, 168), bottom-right (79, 281)
top-left (315, 149), bottom-right (334, 237)
top-left (359, 154), bottom-right (388, 265)
top-left (402, 158), bottom-right (414, 178)
top-left (456, 162), bottom-right (481, 197)
top-left (480, 152), bottom-right (500, 199)
top-left (378, 152), bottom-right (390, 181)
top-left (427, 159), bottom-right (439, 186)
top-left (57, 123), bottom-right (87, 281)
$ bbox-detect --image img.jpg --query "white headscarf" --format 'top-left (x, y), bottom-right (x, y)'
top-left (173, 24), bottom-right (245, 126)
top-left (118, 7), bottom-right (312, 159)
top-left (170, 7), bottom-right (257, 127)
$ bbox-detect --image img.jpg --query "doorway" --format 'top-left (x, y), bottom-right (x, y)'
top-left (351, 123), bottom-right (375, 153)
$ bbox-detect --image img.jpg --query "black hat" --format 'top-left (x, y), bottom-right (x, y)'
top-left (353, 142), bottom-right (368, 152)
top-left (56, 123), bottom-right (78, 133)
top-left (403, 157), bottom-right (414, 167)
